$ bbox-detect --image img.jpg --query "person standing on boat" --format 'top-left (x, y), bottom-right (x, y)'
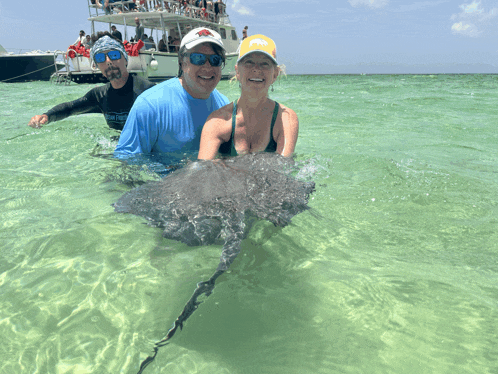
top-left (28, 33), bottom-right (155, 131)
top-left (135, 17), bottom-right (145, 42)
top-left (114, 27), bottom-right (229, 155)
top-left (158, 36), bottom-right (168, 52)
top-left (147, 36), bottom-right (156, 50)
top-left (74, 30), bottom-right (86, 46)
top-left (104, 0), bottom-right (124, 14)
top-left (142, 34), bottom-right (154, 50)
top-left (85, 35), bottom-right (94, 49)
top-left (111, 25), bottom-right (123, 42)
top-left (214, 0), bottom-right (224, 21)
top-left (236, 26), bottom-right (248, 53)
top-left (197, 34), bottom-right (299, 160)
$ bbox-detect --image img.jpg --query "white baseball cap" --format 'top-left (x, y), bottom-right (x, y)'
top-left (180, 27), bottom-right (225, 51)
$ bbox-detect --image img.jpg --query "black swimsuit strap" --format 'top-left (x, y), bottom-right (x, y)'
top-left (265, 101), bottom-right (279, 152)
top-left (223, 100), bottom-right (279, 157)
top-left (230, 101), bottom-right (238, 156)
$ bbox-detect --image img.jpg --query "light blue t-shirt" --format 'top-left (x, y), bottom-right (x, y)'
top-left (115, 77), bottom-right (229, 155)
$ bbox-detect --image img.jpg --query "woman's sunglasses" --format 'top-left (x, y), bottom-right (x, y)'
top-left (188, 53), bottom-right (224, 67)
top-left (94, 50), bottom-right (122, 64)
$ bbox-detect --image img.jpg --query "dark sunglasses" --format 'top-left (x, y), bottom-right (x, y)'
top-left (94, 50), bottom-right (122, 64)
top-left (188, 53), bottom-right (224, 67)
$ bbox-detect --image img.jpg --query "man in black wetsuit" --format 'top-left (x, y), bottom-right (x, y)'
top-left (28, 33), bottom-right (155, 131)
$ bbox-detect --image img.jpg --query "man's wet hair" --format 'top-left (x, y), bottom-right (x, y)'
top-left (177, 43), bottom-right (225, 77)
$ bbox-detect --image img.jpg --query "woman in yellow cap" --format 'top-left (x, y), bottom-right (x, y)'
top-left (197, 34), bottom-right (299, 159)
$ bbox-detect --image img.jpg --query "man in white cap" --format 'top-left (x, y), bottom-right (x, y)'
top-left (28, 32), bottom-right (154, 131)
top-left (115, 27), bottom-right (229, 155)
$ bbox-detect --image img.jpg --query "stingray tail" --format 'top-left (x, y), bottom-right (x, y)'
top-left (136, 224), bottom-right (244, 373)
top-left (136, 269), bottom-right (224, 373)
top-left (217, 214), bottom-right (245, 271)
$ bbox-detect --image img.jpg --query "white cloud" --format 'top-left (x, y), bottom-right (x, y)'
top-left (236, 6), bottom-right (254, 15)
top-left (348, 0), bottom-right (389, 9)
top-left (452, 22), bottom-right (471, 31)
top-left (450, 1), bottom-right (498, 37)
top-left (231, 0), bottom-right (255, 16)
top-left (451, 21), bottom-right (481, 36)
top-left (460, 1), bottom-right (484, 13)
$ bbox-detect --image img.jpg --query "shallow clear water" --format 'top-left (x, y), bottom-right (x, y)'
top-left (1, 75), bottom-right (497, 374)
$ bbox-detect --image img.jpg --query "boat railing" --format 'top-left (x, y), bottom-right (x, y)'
top-left (59, 50), bottom-right (72, 72)
top-left (50, 50), bottom-right (72, 85)
top-left (64, 48), bottom-right (99, 73)
top-left (86, 0), bottom-right (230, 25)
top-left (87, 0), bottom-right (135, 17)
top-left (50, 48), bottom-right (102, 85)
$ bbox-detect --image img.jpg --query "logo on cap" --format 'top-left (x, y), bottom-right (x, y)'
top-left (249, 38), bottom-right (268, 47)
top-left (197, 29), bottom-right (213, 37)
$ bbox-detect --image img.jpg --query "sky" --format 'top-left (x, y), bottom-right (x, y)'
top-left (1, 0), bottom-right (498, 74)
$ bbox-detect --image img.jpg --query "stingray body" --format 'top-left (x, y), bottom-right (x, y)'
top-left (114, 153), bottom-right (315, 269)
top-left (113, 153), bottom-right (315, 373)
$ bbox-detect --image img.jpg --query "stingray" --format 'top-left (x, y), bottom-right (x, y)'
top-left (113, 153), bottom-right (315, 373)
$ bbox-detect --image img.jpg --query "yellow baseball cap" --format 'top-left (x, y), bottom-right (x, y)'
top-left (237, 34), bottom-right (277, 64)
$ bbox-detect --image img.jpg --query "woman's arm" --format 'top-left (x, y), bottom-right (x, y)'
top-left (198, 106), bottom-right (232, 160)
top-left (275, 106), bottom-right (299, 157)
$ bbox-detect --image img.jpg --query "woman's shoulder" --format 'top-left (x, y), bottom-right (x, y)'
top-left (276, 102), bottom-right (298, 123)
top-left (275, 102), bottom-right (295, 114)
top-left (202, 102), bottom-right (234, 144)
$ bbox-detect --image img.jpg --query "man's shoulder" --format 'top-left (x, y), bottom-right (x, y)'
top-left (133, 78), bottom-right (184, 110)
top-left (132, 75), bottom-right (156, 91)
top-left (138, 78), bottom-right (182, 99)
top-left (86, 82), bottom-right (112, 97)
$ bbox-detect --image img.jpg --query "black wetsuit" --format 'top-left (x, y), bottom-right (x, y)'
top-left (219, 101), bottom-right (279, 157)
top-left (44, 75), bottom-right (155, 131)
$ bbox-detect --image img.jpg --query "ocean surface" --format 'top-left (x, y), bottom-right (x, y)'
top-left (1, 74), bottom-right (497, 374)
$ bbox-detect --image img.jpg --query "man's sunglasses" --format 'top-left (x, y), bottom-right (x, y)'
top-left (188, 53), bottom-right (224, 67)
top-left (94, 50), bottom-right (122, 64)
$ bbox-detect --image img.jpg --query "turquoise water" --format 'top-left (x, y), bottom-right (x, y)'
top-left (1, 75), bottom-right (497, 374)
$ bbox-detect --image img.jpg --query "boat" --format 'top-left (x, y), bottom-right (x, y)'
top-left (54, 0), bottom-right (240, 84)
top-left (0, 44), bottom-right (65, 83)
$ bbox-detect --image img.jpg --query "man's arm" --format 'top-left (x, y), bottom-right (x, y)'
top-left (28, 88), bottom-right (102, 128)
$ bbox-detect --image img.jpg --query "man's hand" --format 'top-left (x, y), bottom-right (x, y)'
top-left (28, 114), bottom-right (48, 128)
